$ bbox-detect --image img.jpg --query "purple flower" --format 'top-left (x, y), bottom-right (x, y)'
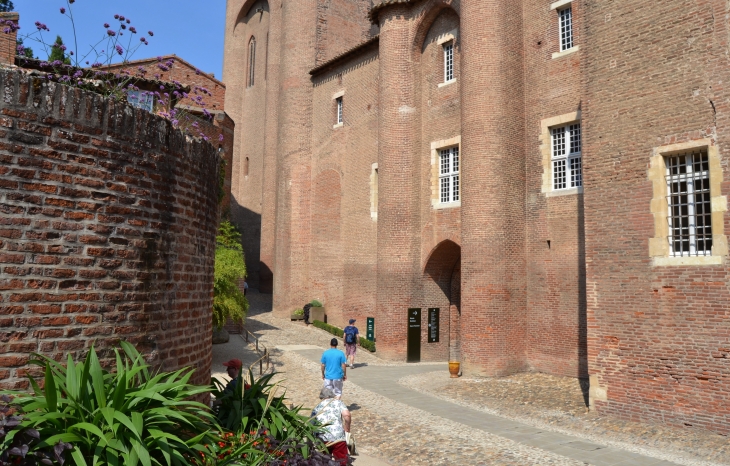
top-left (114, 14), bottom-right (119, 19)
top-left (218, 134), bottom-right (224, 142)
top-left (121, 24), bottom-right (126, 30)
top-left (119, 15), bottom-right (125, 21)
top-left (59, 44), bottom-right (67, 51)
top-left (140, 37), bottom-right (147, 43)
top-left (126, 19), bottom-right (131, 24)
top-left (86, 61), bottom-right (89, 65)
top-left (115, 45), bottom-right (124, 55)
top-left (69, 51), bottom-right (74, 56)
top-left (107, 29), bottom-right (116, 36)
top-left (130, 26), bottom-right (137, 33)
top-left (195, 69), bottom-right (201, 75)
top-left (60, 7), bottom-right (66, 14)
top-left (104, 23), bottom-right (110, 28)
top-left (148, 30), bottom-right (154, 36)
top-left (35, 21), bottom-right (50, 31)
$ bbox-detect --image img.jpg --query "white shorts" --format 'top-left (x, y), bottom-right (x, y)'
top-left (323, 378), bottom-right (344, 398)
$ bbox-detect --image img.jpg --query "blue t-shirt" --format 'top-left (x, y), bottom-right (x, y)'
top-left (321, 348), bottom-right (346, 380)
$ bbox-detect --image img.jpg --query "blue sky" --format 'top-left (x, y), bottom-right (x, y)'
top-left (14, 0), bottom-right (226, 79)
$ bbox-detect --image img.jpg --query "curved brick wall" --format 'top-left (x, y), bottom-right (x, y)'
top-left (0, 70), bottom-right (219, 389)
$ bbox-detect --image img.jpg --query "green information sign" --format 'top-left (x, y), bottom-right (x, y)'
top-left (366, 317), bottom-right (375, 342)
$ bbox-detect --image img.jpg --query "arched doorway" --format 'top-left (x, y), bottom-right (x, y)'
top-left (423, 240), bottom-right (461, 362)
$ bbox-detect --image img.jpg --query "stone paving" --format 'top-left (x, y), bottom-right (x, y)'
top-left (211, 291), bottom-right (729, 466)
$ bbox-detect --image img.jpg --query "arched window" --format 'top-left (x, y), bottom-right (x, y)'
top-left (247, 37), bottom-right (256, 87)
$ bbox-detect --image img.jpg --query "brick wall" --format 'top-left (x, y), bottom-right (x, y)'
top-left (0, 12), bottom-right (18, 66)
top-left (223, 0), bottom-right (278, 291)
top-left (0, 70), bottom-right (219, 389)
top-left (523, 0), bottom-right (586, 378)
top-left (311, 45), bottom-right (379, 329)
top-left (583, 0), bottom-right (730, 434)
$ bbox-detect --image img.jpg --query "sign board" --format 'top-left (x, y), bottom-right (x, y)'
top-left (428, 308), bottom-right (439, 343)
top-left (366, 317), bottom-right (374, 342)
top-left (407, 308), bottom-right (421, 363)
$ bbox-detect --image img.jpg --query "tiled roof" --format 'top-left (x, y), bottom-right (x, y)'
top-left (368, 0), bottom-right (419, 23)
top-left (309, 35), bottom-right (380, 76)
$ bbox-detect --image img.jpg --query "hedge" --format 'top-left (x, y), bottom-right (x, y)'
top-left (312, 320), bottom-right (376, 352)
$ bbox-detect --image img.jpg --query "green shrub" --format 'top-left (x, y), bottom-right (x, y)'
top-left (1, 342), bottom-right (215, 466)
top-left (359, 337), bottom-right (376, 352)
top-left (312, 320), bottom-right (343, 337)
top-left (293, 308), bottom-right (304, 316)
top-left (309, 299), bottom-right (323, 307)
top-left (211, 370), bottom-right (322, 447)
top-left (213, 220), bottom-right (249, 330)
top-left (312, 321), bottom-right (376, 352)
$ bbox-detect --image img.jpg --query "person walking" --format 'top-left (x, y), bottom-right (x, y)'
top-left (321, 338), bottom-right (347, 399)
top-left (343, 319), bottom-right (360, 369)
top-left (312, 387), bottom-right (351, 465)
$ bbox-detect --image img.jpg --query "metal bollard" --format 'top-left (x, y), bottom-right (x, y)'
top-left (256, 340), bottom-right (259, 352)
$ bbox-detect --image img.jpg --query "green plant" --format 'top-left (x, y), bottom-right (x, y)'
top-left (293, 309), bottom-right (304, 316)
top-left (1, 342), bottom-right (215, 466)
top-left (213, 220), bottom-right (248, 330)
top-left (309, 299), bottom-right (323, 307)
top-left (312, 321), bottom-right (376, 352)
top-left (211, 370), bottom-right (322, 448)
top-left (312, 320), bottom-right (343, 338)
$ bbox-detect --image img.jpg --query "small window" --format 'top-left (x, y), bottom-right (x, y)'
top-left (444, 42), bottom-right (454, 82)
top-left (439, 147), bottom-right (459, 203)
top-left (559, 7), bottom-right (574, 51)
top-left (336, 96), bottom-right (343, 125)
top-left (665, 150), bottom-right (712, 256)
top-left (244, 157), bottom-right (249, 177)
top-left (551, 123), bottom-right (582, 190)
top-left (127, 90), bottom-right (154, 112)
top-left (247, 37), bottom-right (256, 87)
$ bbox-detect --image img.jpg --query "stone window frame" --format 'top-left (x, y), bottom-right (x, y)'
top-left (648, 138), bottom-right (727, 266)
top-left (370, 163), bottom-right (378, 220)
top-left (332, 90), bottom-right (344, 129)
top-left (551, 0), bottom-right (579, 59)
top-left (437, 29), bottom-right (458, 88)
top-left (540, 111), bottom-right (583, 197)
top-left (431, 136), bottom-right (461, 209)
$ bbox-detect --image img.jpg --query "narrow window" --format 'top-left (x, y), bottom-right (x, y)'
top-left (244, 157), bottom-right (249, 177)
top-left (336, 96), bottom-right (343, 125)
top-left (439, 147), bottom-right (460, 203)
top-left (265, 33), bottom-right (269, 81)
top-left (551, 123), bottom-right (582, 190)
top-left (559, 7), bottom-right (574, 51)
top-left (247, 37), bottom-right (256, 87)
top-left (665, 150), bottom-right (712, 256)
top-left (444, 42), bottom-right (454, 82)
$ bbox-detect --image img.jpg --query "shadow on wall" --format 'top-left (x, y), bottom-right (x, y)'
top-left (577, 194), bottom-right (588, 379)
top-left (230, 197), bottom-right (270, 292)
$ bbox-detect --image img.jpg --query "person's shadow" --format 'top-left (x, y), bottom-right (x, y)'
top-left (347, 403), bottom-right (361, 411)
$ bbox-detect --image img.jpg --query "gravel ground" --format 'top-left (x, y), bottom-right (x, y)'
top-left (401, 371), bottom-right (730, 466)
top-left (217, 291), bottom-right (730, 466)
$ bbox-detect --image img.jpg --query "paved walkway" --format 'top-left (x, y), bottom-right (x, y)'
top-left (288, 346), bottom-right (680, 466)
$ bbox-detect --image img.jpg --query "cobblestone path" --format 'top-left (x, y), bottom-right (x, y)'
top-left (211, 291), bottom-right (727, 466)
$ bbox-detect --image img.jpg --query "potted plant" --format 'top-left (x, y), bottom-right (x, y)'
top-left (309, 299), bottom-right (325, 323)
top-left (291, 308), bottom-right (305, 321)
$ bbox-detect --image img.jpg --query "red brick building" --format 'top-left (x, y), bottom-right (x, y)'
top-left (224, 0), bottom-right (730, 433)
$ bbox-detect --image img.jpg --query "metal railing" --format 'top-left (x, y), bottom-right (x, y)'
top-left (240, 326), bottom-right (270, 377)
